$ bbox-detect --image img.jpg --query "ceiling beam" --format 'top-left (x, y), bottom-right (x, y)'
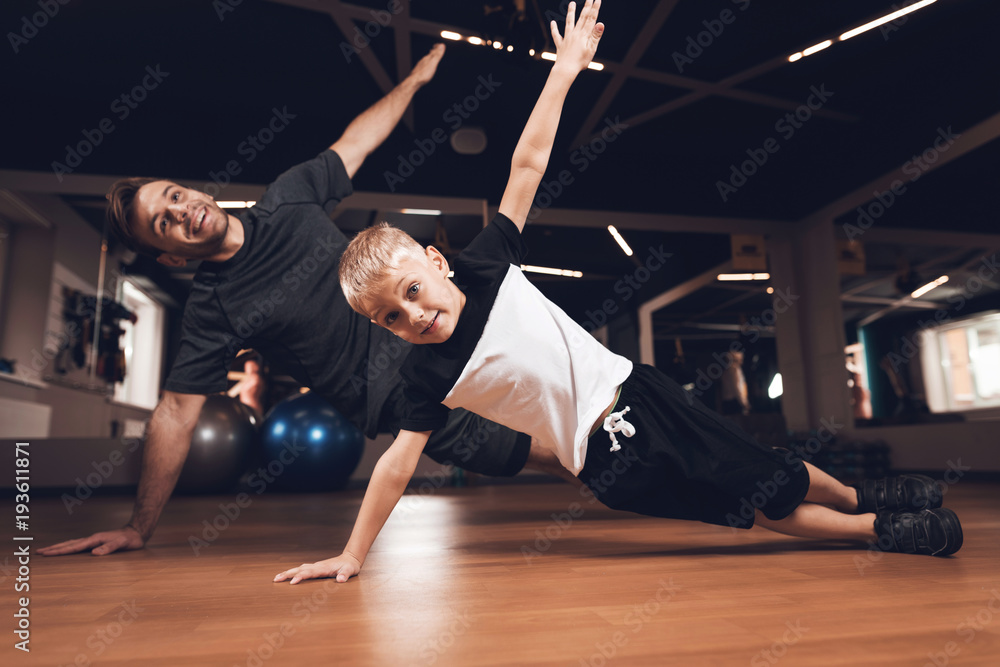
top-left (266, 0), bottom-right (410, 130)
top-left (498, 205), bottom-right (788, 235)
top-left (568, 0), bottom-right (680, 150)
top-left (393, 0), bottom-right (414, 129)
top-left (804, 110), bottom-right (1000, 227)
top-left (833, 225), bottom-right (1000, 248)
top-left (268, 0), bottom-right (858, 150)
top-left (842, 295), bottom-right (942, 310)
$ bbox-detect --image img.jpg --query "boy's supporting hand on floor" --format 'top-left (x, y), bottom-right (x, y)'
top-left (274, 551), bottom-right (362, 585)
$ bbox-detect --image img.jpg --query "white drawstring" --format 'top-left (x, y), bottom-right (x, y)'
top-left (603, 405), bottom-right (635, 452)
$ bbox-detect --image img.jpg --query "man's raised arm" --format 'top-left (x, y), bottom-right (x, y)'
top-left (331, 43), bottom-right (445, 178)
top-left (38, 391), bottom-right (206, 556)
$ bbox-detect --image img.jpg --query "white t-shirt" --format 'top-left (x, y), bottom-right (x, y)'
top-left (400, 214), bottom-right (632, 474)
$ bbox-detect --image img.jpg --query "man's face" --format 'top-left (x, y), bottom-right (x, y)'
top-left (361, 247), bottom-right (465, 345)
top-left (131, 180), bottom-right (230, 264)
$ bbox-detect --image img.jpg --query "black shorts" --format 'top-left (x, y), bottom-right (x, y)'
top-left (381, 385), bottom-right (530, 477)
top-left (578, 364), bottom-right (809, 529)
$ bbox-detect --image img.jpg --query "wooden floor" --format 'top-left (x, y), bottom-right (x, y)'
top-left (14, 480), bottom-right (1000, 666)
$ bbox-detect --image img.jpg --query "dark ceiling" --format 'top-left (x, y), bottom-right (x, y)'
top-left (2, 0), bottom-right (998, 329)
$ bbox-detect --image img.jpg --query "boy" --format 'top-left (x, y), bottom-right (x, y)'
top-left (275, 0), bottom-right (961, 586)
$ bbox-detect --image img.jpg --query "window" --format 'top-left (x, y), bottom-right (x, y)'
top-left (113, 280), bottom-right (166, 410)
top-left (920, 311), bottom-right (1000, 412)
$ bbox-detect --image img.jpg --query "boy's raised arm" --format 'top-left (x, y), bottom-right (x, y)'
top-left (498, 0), bottom-right (604, 232)
top-left (273, 429), bottom-right (431, 584)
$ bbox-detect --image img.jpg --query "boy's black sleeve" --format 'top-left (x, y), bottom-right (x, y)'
top-left (453, 213), bottom-right (528, 285)
top-left (399, 380), bottom-right (451, 432)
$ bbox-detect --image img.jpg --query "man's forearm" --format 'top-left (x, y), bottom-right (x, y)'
top-left (127, 404), bottom-right (196, 541)
top-left (350, 78), bottom-right (418, 145)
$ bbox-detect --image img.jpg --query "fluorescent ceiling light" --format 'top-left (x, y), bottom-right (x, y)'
top-left (607, 225), bottom-right (633, 256)
top-left (217, 201), bottom-right (256, 208)
top-left (788, 1), bottom-right (939, 63)
top-left (467, 36), bottom-right (484, 45)
top-left (400, 208), bottom-right (442, 216)
top-left (802, 39), bottom-right (833, 56)
top-left (440, 31), bottom-right (462, 41)
top-left (840, 0), bottom-right (938, 41)
top-left (910, 275), bottom-right (949, 299)
top-left (522, 264), bottom-right (583, 278)
top-left (540, 51), bottom-right (603, 70)
top-left (717, 273), bottom-right (770, 281)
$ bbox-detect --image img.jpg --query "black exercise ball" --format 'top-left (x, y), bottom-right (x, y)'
top-left (177, 395), bottom-right (258, 493)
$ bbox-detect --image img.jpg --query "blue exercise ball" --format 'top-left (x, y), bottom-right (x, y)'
top-left (259, 391), bottom-right (364, 492)
top-left (178, 395), bottom-right (258, 493)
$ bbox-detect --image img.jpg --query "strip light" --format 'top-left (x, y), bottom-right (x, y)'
top-left (437, 31), bottom-right (602, 69)
top-left (522, 264), bottom-right (583, 278)
top-left (717, 273), bottom-right (770, 281)
top-left (217, 201), bottom-right (256, 208)
top-left (539, 51), bottom-right (603, 70)
top-left (400, 208), bottom-right (442, 216)
top-left (910, 275), bottom-right (949, 299)
top-left (788, 0), bottom-right (938, 62)
top-left (607, 225), bottom-right (633, 256)
top-left (840, 0), bottom-right (938, 41)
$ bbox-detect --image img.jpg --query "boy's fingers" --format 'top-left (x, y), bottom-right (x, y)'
top-left (550, 20), bottom-right (562, 47)
top-left (565, 1), bottom-right (576, 30)
top-left (586, 0), bottom-right (601, 27)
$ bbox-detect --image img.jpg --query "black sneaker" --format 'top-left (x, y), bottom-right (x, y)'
top-left (855, 474), bottom-right (942, 514)
top-left (874, 508), bottom-right (963, 557)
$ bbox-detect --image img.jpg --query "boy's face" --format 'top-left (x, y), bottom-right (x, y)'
top-left (130, 180), bottom-right (231, 265)
top-left (362, 246), bottom-right (466, 345)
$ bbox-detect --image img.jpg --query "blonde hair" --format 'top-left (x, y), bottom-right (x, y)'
top-left (339, 222), bottom-right (428, 314)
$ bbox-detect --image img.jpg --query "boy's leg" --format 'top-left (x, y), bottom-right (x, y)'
top-left (800, 461), bottom-right (859, 513)
top-left (524, 440), bottom-right (581, 485)
top-left (753, 463), bottom-right (963, 555)
top-left (754, 506), bottom-right (875, 541)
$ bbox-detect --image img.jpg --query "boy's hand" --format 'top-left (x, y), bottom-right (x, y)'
top-left (273, 552), bottom-right (362, 584)
top-left (408, 43), bottom-right (445, 87)
top-left (550, 0), bottom-right (604, 75)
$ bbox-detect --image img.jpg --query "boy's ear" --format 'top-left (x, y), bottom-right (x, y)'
top-left (156, 254), bottom-right (188, 268)
top-left (425, 246), bottom-right (449, 274)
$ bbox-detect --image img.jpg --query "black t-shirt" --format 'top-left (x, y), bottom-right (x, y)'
top-left (164, 150), bottom-right (406, 438)
top-left (400, 213), bottom-right (527, 432)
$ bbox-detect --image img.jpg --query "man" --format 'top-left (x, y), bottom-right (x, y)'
top-left (40, 44), bottom-right (569, 558)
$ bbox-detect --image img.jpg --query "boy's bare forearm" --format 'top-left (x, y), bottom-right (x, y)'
top-left (342, 430), bottom-right (430, 566)
top-left (511, 69), bottom-right (577, 176)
